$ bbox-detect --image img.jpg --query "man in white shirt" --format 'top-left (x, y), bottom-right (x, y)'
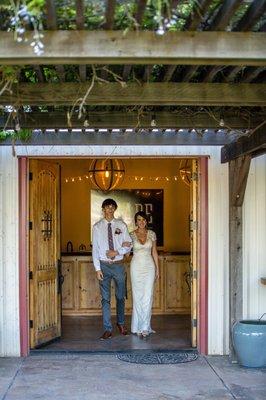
top-left (92, 198), bottom-right (132, 340)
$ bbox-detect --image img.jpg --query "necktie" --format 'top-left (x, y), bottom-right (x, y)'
top-left (108, 223), bottom-right (114, 251)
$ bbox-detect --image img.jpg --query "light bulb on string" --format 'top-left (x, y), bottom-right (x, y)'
top-left (151, 114), bottom-right (157, 127)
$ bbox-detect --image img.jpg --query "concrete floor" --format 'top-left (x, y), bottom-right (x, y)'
top-left (0, 354), bottom-right (265, 400)
top-left (36, 315), bottom-right (191, 351)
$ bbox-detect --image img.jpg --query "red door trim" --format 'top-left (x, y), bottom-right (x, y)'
top-left (198, 157), bottom-right (208, 354)
top-left (18, 157), bottom-right (29, 356)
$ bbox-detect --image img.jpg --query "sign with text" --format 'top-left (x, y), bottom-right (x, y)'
top-left (91, 189), bottom-right (164, 246)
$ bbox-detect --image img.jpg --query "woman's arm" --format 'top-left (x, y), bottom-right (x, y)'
top-left (151, 240), bottom-right (159, 280)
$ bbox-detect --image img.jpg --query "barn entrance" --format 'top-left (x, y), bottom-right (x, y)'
top-left (27, 156), bottom-right (204, 352)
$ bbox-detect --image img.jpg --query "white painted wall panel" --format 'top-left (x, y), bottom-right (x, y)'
top-left (207, 148), bottom-right (229, 355)
top-left (0, 144), bottom-right (230, 355)
top-left (0, 147), bottom-right (20, 356)
top-left (243, 155), bottom-right (266, 320)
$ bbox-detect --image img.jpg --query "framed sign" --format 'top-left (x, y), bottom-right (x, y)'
top-left (91, 189), bottom-right (164, 246)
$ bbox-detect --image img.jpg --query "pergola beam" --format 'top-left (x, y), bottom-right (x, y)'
top-left (1, 83), bottom-right (265, 106)
top-left (221, 126), bottom-right (266, 162)
top-left (0, 31), bottom-right (265, 66)
top-left (1, 111), bottom-right (261, 130)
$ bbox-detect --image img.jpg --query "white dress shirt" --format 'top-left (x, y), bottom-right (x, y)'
top-left (92, 218), bottom-right (132, 271)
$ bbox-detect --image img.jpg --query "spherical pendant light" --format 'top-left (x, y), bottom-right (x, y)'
top-left (89, 159), bottom-right (125, 192)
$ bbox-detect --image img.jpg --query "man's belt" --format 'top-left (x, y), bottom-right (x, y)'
top-left (100, 259), bottom-right (124, 265)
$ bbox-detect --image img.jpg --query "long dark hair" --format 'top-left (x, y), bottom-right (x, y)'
top-left (134, 211), bottom-right (149, 225)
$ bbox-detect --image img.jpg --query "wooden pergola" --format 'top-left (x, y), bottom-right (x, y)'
top-left (0, 0), bottom-right (266, 355)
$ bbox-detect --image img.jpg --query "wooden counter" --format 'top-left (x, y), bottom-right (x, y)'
top-left (61, 255), bottom-right (191, 316)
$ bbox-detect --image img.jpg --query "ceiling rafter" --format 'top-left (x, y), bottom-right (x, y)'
top-left (207, 0), bottom-right (242, 31)
top-left (45, 0), bottom-right (66, 83)
top-left (1, 82), bottom-right (265, 106)
top-left (162, 0), bottom-right (213, 82)
top-left (184, 0), bottom-right (214, 31)
top-left (103, 0), bottom-right (116, 30)
top-left (1, 31), bottom-right (265, 66)
top-left (242, 67), bottom-right (265, 83)
top-left (76, 0), bottom-right (85, 29)
top-left (183, 0), bottom-right (242, 83)
top-left (122, 0), bottom-right (147, 82)
top-left (233, 0), bottom-right (266, 31)
top-left (221, 0), bottom-right (266, 83)
top-left (33, 66), bottom-right (45, 83)
top-left (75, 0), bottom-right (86, 82)
top-left (45, 0), bottom-right (57, 30)
top-left (221, 126), bottom-right (266, 162)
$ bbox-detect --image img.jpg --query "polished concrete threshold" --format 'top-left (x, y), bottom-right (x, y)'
top-left (31, 314), bottom-right (191, 353)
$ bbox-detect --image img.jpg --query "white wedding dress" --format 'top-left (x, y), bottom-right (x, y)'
top-left (130, 230), bottom-right (156, 334)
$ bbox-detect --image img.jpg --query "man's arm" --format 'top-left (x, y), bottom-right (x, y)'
top-left (92, 226), bottom-right (103, 280)
top-left (116, 224), bottom-right (132, 255)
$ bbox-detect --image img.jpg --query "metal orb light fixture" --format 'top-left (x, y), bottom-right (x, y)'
top-left (89, 159), bottom-right (125, 192)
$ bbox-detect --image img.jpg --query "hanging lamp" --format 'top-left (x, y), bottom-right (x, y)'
top-left (89, 159), bottom-right (125, 192)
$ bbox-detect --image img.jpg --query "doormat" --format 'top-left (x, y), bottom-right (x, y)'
top-left (116, 350), bottom-right (198, 364)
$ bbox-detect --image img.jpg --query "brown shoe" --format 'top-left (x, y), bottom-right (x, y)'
top-left (100, 330), bottom-right (112, 340)
top-left (117, 324), bottom-right (129, 336)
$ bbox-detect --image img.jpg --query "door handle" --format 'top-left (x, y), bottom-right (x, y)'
top-left (57, 259), bottom-right (64, 293)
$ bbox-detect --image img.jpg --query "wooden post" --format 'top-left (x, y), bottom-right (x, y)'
top-left (229, 155), bottom-right (251, 358)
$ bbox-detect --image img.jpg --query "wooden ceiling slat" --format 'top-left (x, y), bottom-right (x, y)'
top-left (188, 0), bottom-right (242, 83)
top-left (55, 65), bottom-right (65, 82)
top-left (223, 66), bottom-right (242, 83)
top-left (182, 66), bottom-right (198, 82)
top-left (76, 0), bottom-right (85, 29)
top-left (122, 65), bottom-right (132, 81)
top-left (163, 65), bottom-right (176, 82)
top-left (207, 0), bottom-right (242, 31)
top-left (233, 0), bottom-right (266, 31)
top-left (79, 65), bottom-right (87, 82)
top-left (242, 67), bottom-right (265, 83)
top-left (104, 0), bottom-right (116, 30)
top-left (2, 82), bottom-right (265, 106)
top-left (135, 0), bottom-right (147, 25)
top-left (33, 66), bottom-right (45, 83)
top-left (75, 0), bottom-right (86, 82)
top-left (202, 66), bottom-right (223, 83)
top-left (143, 65), bottom-right (152, 82)
top-left (220, 0), bottom-right (266, 83)
top-left (182, 0), bottom-right (241, 82)
top-left (45, 0), bottom-right (57, 30)
top-left (184, 0), bottom-right (213, 30)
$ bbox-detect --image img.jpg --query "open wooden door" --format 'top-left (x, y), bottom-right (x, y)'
top-left (29, 159), bottom-right (61, 348)
top-left (190, 159), bottom-right (199, 348)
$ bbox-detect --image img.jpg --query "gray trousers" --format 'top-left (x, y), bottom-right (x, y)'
top-left (99, 261), bottom-right (126, 331)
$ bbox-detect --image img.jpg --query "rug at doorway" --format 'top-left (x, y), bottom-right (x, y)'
top-left (116, 350), bottom-right (198, 364)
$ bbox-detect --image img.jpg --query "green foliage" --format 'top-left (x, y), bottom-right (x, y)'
top-left (26, 0), bottom-right (45, 16)
top-left (0, 128), bottom-right (32, 142)
top-left (0, 66), bottom-right (20, 83)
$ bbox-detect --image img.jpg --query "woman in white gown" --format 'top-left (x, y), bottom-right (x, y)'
top-left (130, 211), bottom-right (159, 338)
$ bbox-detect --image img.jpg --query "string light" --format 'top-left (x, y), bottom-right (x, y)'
top-left (64, 174), bottom-right (186, 183)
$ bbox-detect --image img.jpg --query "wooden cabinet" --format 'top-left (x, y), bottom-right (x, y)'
top-left (62, 255), bottom-right (190, 316)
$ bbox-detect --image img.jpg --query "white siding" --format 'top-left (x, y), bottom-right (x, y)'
top-left (0, 147), bottom-right (20, 356)
top-left (1, 145), bottom-right (230, 355)
top-left (243, 155), bottom-right (266, 320)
